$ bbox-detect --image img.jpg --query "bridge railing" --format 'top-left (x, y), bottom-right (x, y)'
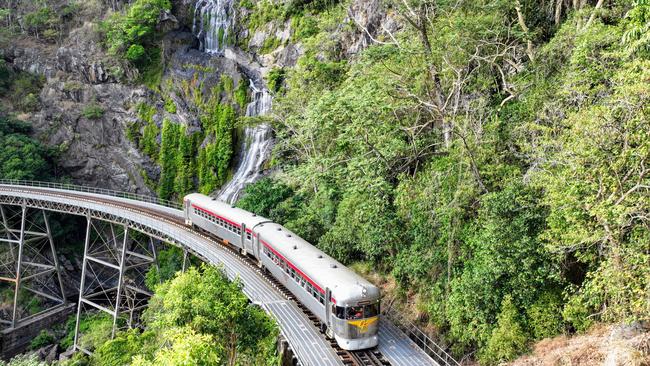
top-left (383, 306), bottom-right (461, 366)
top-left (0, 180), bottom-right (183, 210)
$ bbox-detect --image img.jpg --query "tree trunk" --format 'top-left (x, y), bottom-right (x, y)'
top-left (515, 0), bottom-right (535, 61)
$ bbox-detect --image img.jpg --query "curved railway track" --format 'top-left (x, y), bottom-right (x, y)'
top-left (1, 187), bottom-right (390, 366)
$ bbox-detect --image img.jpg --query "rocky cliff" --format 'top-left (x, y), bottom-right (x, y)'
top-left (1, 0), bottom-right (395, 193)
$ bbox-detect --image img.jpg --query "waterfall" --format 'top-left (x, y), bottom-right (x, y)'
top-left (217, 81), bottom-right (273, 204)
top-left (193, 0), bottom-right (233, 54)
top-left (193, 0), bottom-right (274, 203)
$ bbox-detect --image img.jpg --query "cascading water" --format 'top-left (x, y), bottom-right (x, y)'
top-left (218, 81), bottom-right (273, 203)
top-left (193, 0), bottom-right (233, 54)
top-left (193, 0), bottom-right (274, 203)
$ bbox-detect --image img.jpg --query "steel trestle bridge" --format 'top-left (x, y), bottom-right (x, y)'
top-left (0, 181), bottom-right (453, 366)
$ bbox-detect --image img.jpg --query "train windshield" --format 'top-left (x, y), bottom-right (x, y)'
top-left (335, 302), bottom-right (380, 319)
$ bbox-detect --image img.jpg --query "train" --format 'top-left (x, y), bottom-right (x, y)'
top-left (183, 193), bottom-right (380, 350)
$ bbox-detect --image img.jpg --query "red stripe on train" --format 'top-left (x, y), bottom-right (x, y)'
top-left (192, 204), bottom-right (241, 228)
top-left (192, 203), bottom-right (336, 303)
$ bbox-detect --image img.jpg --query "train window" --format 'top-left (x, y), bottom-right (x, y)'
top-left (335, 306), bottom-right (345, 319)
top-left (346, 306), bottom-right (364, 320)
top-left (364, 302), bottom-right (380, 318)
top-left (246, 233), bottom-right (252, 240)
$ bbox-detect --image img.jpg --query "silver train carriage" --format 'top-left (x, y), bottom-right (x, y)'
top-left (183, 193), bottom-right (380, 350)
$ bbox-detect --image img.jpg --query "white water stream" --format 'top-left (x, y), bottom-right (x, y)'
top-left (193, 0), bottom-right (274, 203)
top-left (193, 0), bottom-right (233, 54)
top-left (217, 81), bottom-right (273, 203)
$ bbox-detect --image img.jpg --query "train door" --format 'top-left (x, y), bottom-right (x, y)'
top-left (183, 199), bottom-right (192, 225)
top-left (255, 232), bottom-right (263, 268)
top-left (325, 287), bottom-right (333, 337)
top-left (241, 223), bottom-right (247, 255)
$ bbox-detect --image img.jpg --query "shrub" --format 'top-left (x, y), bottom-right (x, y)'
top-left (236, 177), bottom-right (293, 217)
top-left (260, 36), bottom-right (281, 54)
top-left (266, 67), bottom-right (285, 93)
top-left (480, 296), bottom-right (529, 365)
top-left (234, 80), bottom-right (249, 109)
top-left (19, 93), bottom-right (39, 112)
top-left (29, 330), bottom-right (55, 350)
top-left (291, 15), bottom-right (318, 40)
top-left (126, 44), bottom-right (146, 63)
top-left (526, 291), bottom-right (564, 340)
top-left (164, 98), bottom-right (177, 113)
top-left (103, 0), bottom-right (171, 72)
top-left (81, 103), bottom-right (104, 120)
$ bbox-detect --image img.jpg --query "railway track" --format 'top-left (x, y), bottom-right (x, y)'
top-left (2, 186), bottom-right (391, 366)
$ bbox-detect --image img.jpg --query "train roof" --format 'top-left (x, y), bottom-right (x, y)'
top-left (256, 222), bottom-right (380, 306)
top-left (184, 193), bottom-right (380, 306)
top-left (184, 193), bottom-right (271, 229)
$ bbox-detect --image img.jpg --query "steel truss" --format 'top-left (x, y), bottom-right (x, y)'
top-left (0, 196), bottom-right (178, 355)
top-left (0, 204), bottom-right (66, 329)
top-left (0, 195), bottom-right (209, 353)
top-left (73, 216), bottom-right (159, 355)
top-left (0, 195), bottom-right (207, 263)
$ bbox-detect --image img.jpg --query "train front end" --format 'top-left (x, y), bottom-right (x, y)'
top-left (330, 284), bottom-right (381, 350)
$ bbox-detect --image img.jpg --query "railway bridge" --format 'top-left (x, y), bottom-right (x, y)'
top-left (0, 181), bottom-right (456, 366)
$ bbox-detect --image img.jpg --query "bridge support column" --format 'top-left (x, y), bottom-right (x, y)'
top-left (182, 249), bottom-right (189, 272)
top-left (73, 217), bottom-right (157, 354)
top-left (0, 205), bottom-right (66, 330)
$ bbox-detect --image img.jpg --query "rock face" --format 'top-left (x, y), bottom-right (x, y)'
top-left (0, 0), bottom-right (392, 194)
top-left (35, 79), bottom-right (154, 191)
top-left (4, 26), bottom-right (153, 192)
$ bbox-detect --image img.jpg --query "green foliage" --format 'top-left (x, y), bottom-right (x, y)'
top-left (291, 15), bottom-right (319, 41)
top-left (130, 328), bottom-right (223, 366)
top-left (261, 0), bottom-right (650, 362)
top-left (158, 119), bottom-right (181, 200)
top-left (137, 47), bottom-right (164, 89)
top-left (164, 98), bottom-right (177, 114)
top-left (136, 103), bottom-right (160, 160)
top-left (145, 265), bottom-right (278, 364)
top-left (220, 74), bottom-right (234, 95)
top-left (526, 291), bottom-right (564, 340)
top-left (0, 354), bottom-right (48, 366)
top-left (61, 264), bottom-right (278, 365)
top-left (173, 128), bottom-right (195, 198)
top-left (446, 182), bottom-right (559, 349)
top-left (144, 247), bottom-right (183, 289)
top-left (81, 103), bottom-right (105, 120)
top-left (234, 80), bottom-right (249, 109)
top-left (92, 329), bottom-right (157, 366)
top-left (621, 1), bottom-right (650, 58)
top-left (0, 112), bottom-right (52, 180)
top-left (29, 330), bottom-right (55, 350)
top-left (236, 177), bottom-right (293, 218)
top-left (102, 0), bottom-right (170, 71)
top-left (198, 103), bottom-right (234, 194)
top-left (126, 44), bottom-right (146, 62)
top-left (246, 0), bottom-right (287, 33)
top-left (266, 67), bottom-right (286, 94)
top-left (260, 36), bottom-right (281, 54)
top-left (61, 312), bottom-right (113, 352)
top-left (480, 296), bottom-right (529, 365)
top-left (0, 62), bottom-right (44, 112)
top-left (23, 7), bottom-right (56, 41)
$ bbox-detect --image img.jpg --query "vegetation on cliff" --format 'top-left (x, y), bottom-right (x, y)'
top-left (236, 0), bottom-right (650, 362)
